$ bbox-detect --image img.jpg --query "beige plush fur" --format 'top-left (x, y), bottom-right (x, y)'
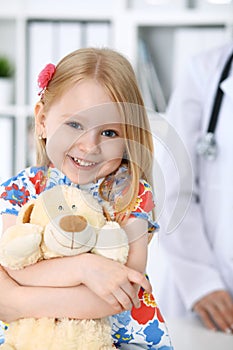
top-left (0, 185), bottom-right (129, 350)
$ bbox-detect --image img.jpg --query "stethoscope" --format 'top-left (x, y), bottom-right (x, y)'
top-left (196, 50), bottom-right (233, 161)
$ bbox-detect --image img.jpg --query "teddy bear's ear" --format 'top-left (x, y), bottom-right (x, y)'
top-left (17, 200), bottom-right (36, 224)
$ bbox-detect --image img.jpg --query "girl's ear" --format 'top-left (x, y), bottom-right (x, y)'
top-left (34, 102), bottom-right (46, 138)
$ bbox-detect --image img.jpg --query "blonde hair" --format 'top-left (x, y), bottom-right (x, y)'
top-left (36, 48), bottom-right (154, 217)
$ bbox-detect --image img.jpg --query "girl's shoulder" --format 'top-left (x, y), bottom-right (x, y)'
top-left (105, 166), bottom-right (158, 233)
top-left (136, 179), bottom-right (154, 213)
top-left (109, 165), bottom-right (156, 215)
top-left (0, 166), bottom-right (47, 216)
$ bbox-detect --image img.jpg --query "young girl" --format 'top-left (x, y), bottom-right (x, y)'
top-left (0, 48), bottom-right (173, 349)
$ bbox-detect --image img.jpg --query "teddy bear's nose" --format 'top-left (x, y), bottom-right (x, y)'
top-left (59, 215), bottom-right (87, 233)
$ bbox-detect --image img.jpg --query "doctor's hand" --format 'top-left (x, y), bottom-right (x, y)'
top-left (193, 290), bottom-right (233, 333)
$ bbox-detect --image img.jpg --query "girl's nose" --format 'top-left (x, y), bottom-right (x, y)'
top-left (76, 130), bottom-right (100, 154)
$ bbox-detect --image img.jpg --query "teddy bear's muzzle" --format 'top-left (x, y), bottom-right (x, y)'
top-left (43, 214), bottom-right (97, 256)
top-left (59, 215), bottom-right (88, 233)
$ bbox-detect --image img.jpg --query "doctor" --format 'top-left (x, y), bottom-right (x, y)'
top-left (157, 42), bottom-right (233, 333)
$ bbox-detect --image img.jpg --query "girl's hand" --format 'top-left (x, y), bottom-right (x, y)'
top-left (80, 253), bottom-right (152, 312)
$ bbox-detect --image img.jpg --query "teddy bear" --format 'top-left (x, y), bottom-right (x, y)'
top-left (0, 185), bottom-right (129, 350)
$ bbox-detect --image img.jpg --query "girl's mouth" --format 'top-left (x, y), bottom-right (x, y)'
top-left (70, 156), bottom-right (97, 168)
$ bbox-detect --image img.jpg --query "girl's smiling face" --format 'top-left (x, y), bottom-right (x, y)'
top-left (37, 79), bottom-right (125, 184)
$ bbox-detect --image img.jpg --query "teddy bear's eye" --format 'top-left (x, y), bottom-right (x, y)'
top-left (58, 205), bottom-right (64, 211)
top-left (72, 204), bottom-right (76, 210)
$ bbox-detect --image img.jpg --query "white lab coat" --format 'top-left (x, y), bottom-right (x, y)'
top-left (153, 43), bottom-right (233, 317)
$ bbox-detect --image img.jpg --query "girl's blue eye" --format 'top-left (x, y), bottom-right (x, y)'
top-left (66, 121), bottom-right (82, 130)
top-left (102, 130), bottom-right (118, 138)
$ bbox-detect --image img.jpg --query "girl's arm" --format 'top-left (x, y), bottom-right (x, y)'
top-left (0, 265), bottom-right (123, 323)
top-left (122, 217), bottom-right (148, 274)
top-left (80, 217), bottom-right (149, 312)
top-left (2, 214), bottom-right (151, 314)
top-left (17, 218), bottom-right (149, 290)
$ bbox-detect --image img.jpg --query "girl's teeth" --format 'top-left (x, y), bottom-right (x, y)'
top-left (73, 157), bottom-right (95, 167)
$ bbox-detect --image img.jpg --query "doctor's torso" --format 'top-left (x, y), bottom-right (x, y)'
top-left (194, 44), bottom-right (233, 293)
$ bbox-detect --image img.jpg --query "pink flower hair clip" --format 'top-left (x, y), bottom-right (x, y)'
top-left (37, 63), bottom-right (56, 97)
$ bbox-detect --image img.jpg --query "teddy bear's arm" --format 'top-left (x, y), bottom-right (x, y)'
top-left (0, 223), bottom-right (43, 269)
top-left (92, 221), bottom-right (129, 264)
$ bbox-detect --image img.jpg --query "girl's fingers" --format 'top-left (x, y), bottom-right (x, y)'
top-left (120, 282), bottom-right (140, 309)
top-left (104, 280), bottom-right (140, 311)
top-left (112, 287), bottom-right (133, 310)
top-left (127, 269), bottom-right (152, 293)
top-left (103, 293), bottom-right (123, 313)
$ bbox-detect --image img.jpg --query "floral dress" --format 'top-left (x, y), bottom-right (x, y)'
top-left (0, 165), bottom-right (173, 349)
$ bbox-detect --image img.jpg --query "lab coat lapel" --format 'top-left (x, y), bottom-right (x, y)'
top-left (220, 75), bottom-right (233, 100)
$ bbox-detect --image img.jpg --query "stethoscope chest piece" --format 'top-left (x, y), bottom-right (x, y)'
top-left (196, 50), bottom-right (233, 161)
top-left (196, 132), bottom-right (218, 161)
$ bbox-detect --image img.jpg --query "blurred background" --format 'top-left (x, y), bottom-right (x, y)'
top-left (0, 1), bottom-right (233, 348)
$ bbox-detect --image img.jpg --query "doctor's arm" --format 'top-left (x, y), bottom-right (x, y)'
top-left (159, 55), bottom-right (233, 332)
